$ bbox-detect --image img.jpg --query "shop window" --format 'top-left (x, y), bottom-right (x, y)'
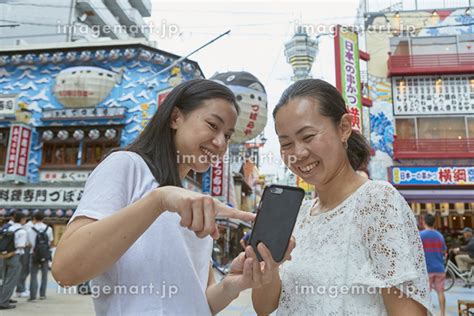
top-left (395, 118), bottom-right (416, 139)
top-left (42, 142), bottom-right (80, 166)
top-left (41, 126), bottom-right (121, 167)
top-left (463, 215), bottom-right (473, 229)
top-left (417, 117), bottom-right (466, 139)
top-left (82, 142), bottom-right (117, 165)
top-left (451, 215), bottom-right (462, 230)
top-left (0, 129), bottom-right (8, 168)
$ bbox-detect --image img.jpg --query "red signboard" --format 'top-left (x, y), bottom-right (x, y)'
top-left (211, 159), bottom-right (224, 197)
top-left (5, 123), bottom-right (32, 183)
top-left (157, 88), bottom-right (172, 108)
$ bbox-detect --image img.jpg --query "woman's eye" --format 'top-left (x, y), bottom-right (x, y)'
top-left (208, 122), bottom-right (218, 130)
top-left (281, 143), bottom-right (292, 149)
top-left (225, 134), bottom-right (232, 140)
top-left (303, 135), bottom-right (315, 142)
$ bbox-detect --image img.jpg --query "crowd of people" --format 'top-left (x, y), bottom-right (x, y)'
top-left (0, 210), bottom-right (53, 310)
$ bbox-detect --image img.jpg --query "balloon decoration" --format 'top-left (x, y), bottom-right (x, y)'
top-left (53, 66), bottom-right (121, 108)
top-left (210, 71), bottom-right (267, 143)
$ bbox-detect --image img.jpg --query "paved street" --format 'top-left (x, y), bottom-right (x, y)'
top-left (1, 272), bottom-right (472, 315)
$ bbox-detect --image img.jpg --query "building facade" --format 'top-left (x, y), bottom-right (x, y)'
top-left (362, 0), bottom-right (474, 236)
top-left (0, 40), bottom-right (203, 244)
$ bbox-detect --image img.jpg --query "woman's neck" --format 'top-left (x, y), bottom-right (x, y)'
top-left (313, 163), bottom-right (367, 213)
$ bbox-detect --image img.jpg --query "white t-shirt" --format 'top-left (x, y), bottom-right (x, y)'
top-left (28, 222), bottom-right (54, 253)
top-left (7, 222), bottom-right (27, 255)
top-left (70, 151), bottom-right (213, 316)
top-left (278, 180), bottom-right (434, 316)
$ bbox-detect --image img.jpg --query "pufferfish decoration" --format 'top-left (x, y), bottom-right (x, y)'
top-left (210, 71), bottom-right (267, 143)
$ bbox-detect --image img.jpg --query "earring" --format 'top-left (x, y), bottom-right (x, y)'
top-left (342, 140), bottom-right (348, 150)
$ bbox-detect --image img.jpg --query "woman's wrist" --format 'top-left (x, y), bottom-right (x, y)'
top-left (150, 186), bottom-right (170, 217)
top-left (221, 276), bottom-right (242, 300)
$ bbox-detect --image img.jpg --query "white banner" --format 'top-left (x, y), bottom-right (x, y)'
top-left (0, 94), bottom-right (17, 117)
top-left (42, 106), bottom-right (126, 121)
top-left (0, 186), bottom-right (83, 207)
top-left (40, 170), bottom-right (92, 183)
top-left (393, 75), bottom-right (474, 116)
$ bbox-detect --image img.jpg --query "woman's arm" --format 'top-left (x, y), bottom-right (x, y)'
top-left (251, 242), bottom-right (286, 316)
top-left (52, 188), bottom-right (165, 287)
top-left (382, 287), bottom-right (427, 316)
top-left (206, 263), bottom-right (242, 314)
top-left (251, 270), bottom-right (281, 315)
top-left (52, 186), bottom-right (255, 287)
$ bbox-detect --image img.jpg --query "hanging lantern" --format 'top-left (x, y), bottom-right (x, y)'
top-left (411, 203), bottom-right (421, 216)
top-left (38, 53), bottom-right (50, 64)
top-left (42, 130), bottom-right (54, 141)
top-left (66, 209), bottom-right (74, 217)
top-left (51, 52), bottom-right (64, 63)
top-left (124, 48), bottom-right (137, 60)
top-left (183, 63), bottom-right (195, 73)
top-left (73, 129), bottom-right (84, 140)
top-left (24, 54), bottom-right (35, 64)
top-left (104, 128), bottom-right (117, 140)
top-left (153, 54), bottom-right (166, 64)
top-left (426, 203), bottom-right (435, 215)
top-left (57, 130), bottom-right (69, 140)
top-left (455, 202), bottom-right (465, 215)
top-left (210, 71), bottom-right (267, 143)
top-left (11, 54), bottom-right (23, 65)
top-left (66, 51), bottom-right (77, 62)
top-left (89, 129), bottom-right (100, 140)
top-left (0, 56), bottom-right (9, 66)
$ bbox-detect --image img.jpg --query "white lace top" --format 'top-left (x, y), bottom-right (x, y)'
top-left (278, 180), bottom-right (434, 316)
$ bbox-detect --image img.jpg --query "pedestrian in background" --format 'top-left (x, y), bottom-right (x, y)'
top-left (240, 230), bottom-right (252, 249)
top-left (28, 211), bottom-right (53, 301)
top-left (15, 216), bottom-right (33, 299)
top-left (453, 228), bottom-right (474, 275)
top-left (0, 211), bottom-right (27, 310)
top-left (420, 214), bottom-right (446, 316)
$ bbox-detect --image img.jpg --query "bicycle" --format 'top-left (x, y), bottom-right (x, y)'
top-left (444, 258), bottom-right (474, 291)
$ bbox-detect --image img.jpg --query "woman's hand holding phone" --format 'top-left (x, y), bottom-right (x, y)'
top-left (223, 236), bottom-right (296, 293)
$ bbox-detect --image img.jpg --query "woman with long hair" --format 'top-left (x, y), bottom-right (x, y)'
top-left (52, 79), bottom-right (287, 315)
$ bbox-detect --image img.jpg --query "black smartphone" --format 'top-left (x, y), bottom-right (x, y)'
top-left (249, 184), bottom-right (305, 262)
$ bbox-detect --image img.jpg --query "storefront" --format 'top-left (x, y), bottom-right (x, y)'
top-left (389, 165), bottom-right (474, 245)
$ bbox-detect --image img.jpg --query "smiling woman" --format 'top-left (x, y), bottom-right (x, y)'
top-left (51, 79), bottom-right (285, 316)
top-left (252, 79), bottom-right (434, 316)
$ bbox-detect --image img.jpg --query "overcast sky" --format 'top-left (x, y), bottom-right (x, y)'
top-left (148, 0), bottom-right (360, 177)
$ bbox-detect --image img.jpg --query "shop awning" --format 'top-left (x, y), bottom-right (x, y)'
top-left (398, 189), bottom-right (474, 203)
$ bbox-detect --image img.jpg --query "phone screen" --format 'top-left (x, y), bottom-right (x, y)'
top-left (249, 185), bottom-right (305, 262)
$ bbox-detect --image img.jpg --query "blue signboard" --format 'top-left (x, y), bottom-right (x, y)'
top-left (390, 166), bottom-right (474, 186)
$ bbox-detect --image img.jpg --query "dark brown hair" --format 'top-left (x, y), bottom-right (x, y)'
top-left (123, 79), bottom-right (239, 187)
top-left (273, 79), bottom-right (370, 170)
